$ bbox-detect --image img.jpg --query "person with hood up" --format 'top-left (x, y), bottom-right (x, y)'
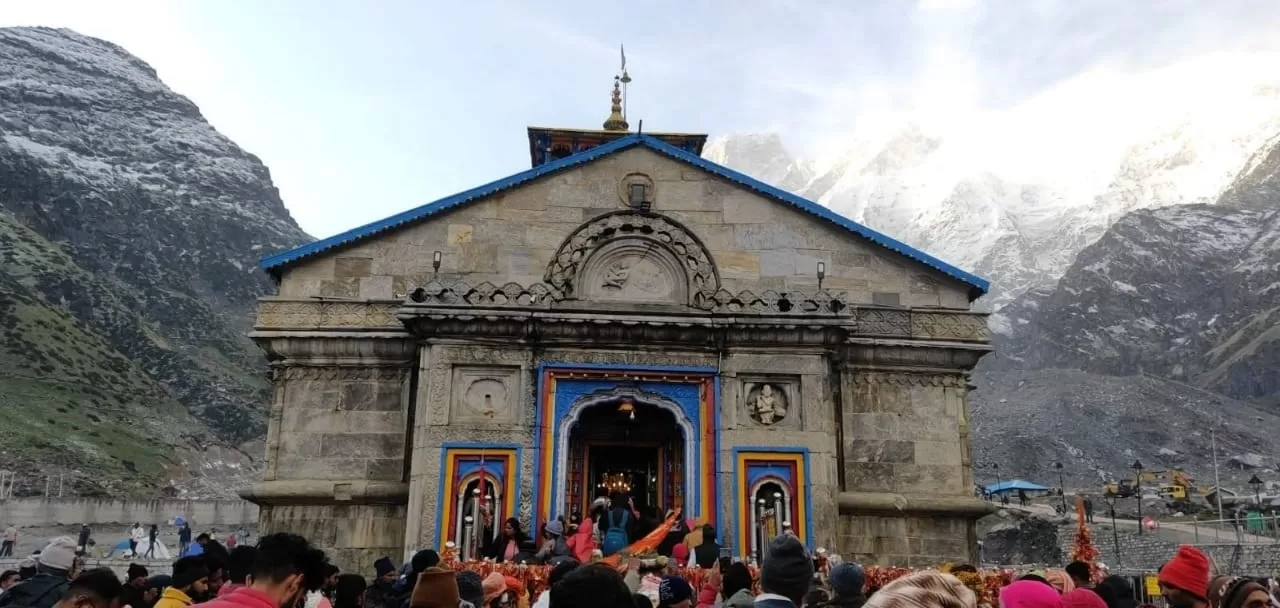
top-left (694, 562), bottom-right (753, 608)
top-left (755, 536), bottom-right (813, 608)
top-left (865, 572), bottom-right (976, 608)
top-left (1044, 571), bottom-right (1075, 595)
top-left (0, 536), bottom-right (78, 608)
top-left (1000, 580), bottom-right (1063, 608)
top-left (154, 558), bottom-right (208, 608)
top-left (825, 562), bottom-right (867, 608)
top-left (1206, 576), bottom-right (1276, 608)
top-left (1158, 547), bottom-right (1212, 608)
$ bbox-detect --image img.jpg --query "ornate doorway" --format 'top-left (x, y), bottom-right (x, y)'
top-left (565, 400), bottom-right (684, 519)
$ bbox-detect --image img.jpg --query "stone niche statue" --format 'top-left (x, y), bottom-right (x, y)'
top-left (746, 383), bottom-right (788, 425)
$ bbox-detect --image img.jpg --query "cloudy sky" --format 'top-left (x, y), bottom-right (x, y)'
top-left (4, 0), bottom-right (1279, 237)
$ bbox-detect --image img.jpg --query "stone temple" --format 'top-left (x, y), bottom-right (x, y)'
top-left (244, 81), bottom-right (993, 572)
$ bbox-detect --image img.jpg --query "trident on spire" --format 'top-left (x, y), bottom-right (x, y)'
top-left (604, 44), bottom-right (631, 131)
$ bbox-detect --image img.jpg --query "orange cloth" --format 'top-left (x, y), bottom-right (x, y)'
top-left (601, 508), bottom-right (681, 566)
top-left (568, 517), bottom-right (596, 563)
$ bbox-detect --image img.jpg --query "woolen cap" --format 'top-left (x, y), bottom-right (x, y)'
top-left (759, 535), bottom-right (813, 603)
top-left (830, 562), bottom-right (866, 598)
top-left (409, 567), bottom-right (460, 608)
top-left (37, 536), bottom-right (78, 571)
top-left (1158, 546), bottom-right (1211, 600)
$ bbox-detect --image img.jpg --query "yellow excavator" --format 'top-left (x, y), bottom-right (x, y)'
top-left (1103, 469), bottom-right (1205, 506)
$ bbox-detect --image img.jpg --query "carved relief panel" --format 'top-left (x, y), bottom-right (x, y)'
top-left (578, 239), bottom-right (689, 305)
top-left (741, 379), bottom-right (797, 427)
top-left (450, 366), bottom-right (521, 424)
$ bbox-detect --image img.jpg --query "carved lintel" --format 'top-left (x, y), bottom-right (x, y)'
top-left (256, 299), bottom-right (401, 330)
top-left (846, 371), bottom-right (968, 389)
top-left (837, 492), bottom-right (994, 519)
top-left (277, 367), bottom-right (410, 381)
top-left (241, 480), bottom-right (410, 506)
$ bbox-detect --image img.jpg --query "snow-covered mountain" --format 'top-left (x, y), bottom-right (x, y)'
top-left (0, 27), bottom-right (309, 496)
top-left (707, 53), bottom-right (1280, 309)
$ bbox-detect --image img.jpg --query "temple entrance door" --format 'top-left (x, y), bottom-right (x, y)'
top-left (565, 399), bottom-right (684, 520)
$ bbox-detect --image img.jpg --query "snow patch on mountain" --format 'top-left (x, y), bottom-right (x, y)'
top-left (707, 52), bottom-right (1280, 309)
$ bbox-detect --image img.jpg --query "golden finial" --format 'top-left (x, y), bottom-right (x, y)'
top-left (603, 75), bottom-right (628, 131)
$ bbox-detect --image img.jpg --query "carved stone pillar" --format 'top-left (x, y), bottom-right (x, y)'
top-left (835, 341), bottom-right (992, 566)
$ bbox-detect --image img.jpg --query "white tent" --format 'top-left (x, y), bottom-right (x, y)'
top-left (108, 538), bottom-right (173, 560)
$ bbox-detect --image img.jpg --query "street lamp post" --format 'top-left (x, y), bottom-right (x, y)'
top-left (1249, 474), bottom-right (1263, 507)
top-left (1055, 462), bottom-right (1067, 513)
top-left (1104, 493), bottom-right (1121, 569)
top-left (1132, 460), bottom-right (1144, 534)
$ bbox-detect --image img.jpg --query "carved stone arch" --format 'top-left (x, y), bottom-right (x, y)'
top-left (544, 211), bottom-right (721, 308)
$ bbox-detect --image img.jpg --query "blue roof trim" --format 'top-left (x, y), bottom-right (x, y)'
top-left (258, 135), bottom-right (644, 272)
top-left (260, 133), bottom-right (989, 296)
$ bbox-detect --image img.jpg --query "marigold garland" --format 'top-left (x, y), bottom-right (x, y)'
top-left (442, 559), bottom-right (1014, 603)
top-left (1069, 496), bottom-right (1100, 576)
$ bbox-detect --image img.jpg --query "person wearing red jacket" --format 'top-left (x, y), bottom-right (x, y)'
top-left (201, 534), bottom-right (328, 608)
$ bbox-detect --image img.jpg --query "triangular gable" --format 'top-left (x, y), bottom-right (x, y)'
top-left (260, 134), bottom-right (990, 297)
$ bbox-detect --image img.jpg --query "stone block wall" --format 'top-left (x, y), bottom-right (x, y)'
top-left (1059, 524), bottom-right (1280, 576)
top-left (259, 504), bottom-right (406, 575)
top-left (838, 515), bottom-right (976, 567)
top-left (275, 147), bottom-right (972, 309)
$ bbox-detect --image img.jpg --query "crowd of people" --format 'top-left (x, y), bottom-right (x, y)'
top-left (1, 523), bottom-right (1278, 608)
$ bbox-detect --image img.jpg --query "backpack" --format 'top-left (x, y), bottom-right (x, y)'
top-left (601, 509), bottom-right (629, 556)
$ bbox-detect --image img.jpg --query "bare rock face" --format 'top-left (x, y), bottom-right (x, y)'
top-left (0, 27), bottom-right (309, 496)
top-left (974, 137), bottom-right (1280, 488)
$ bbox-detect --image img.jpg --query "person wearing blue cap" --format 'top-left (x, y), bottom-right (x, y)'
top-left (657, 575), bottom-right (692, 608)
top-left (828, 562), bottom-right (867, 608)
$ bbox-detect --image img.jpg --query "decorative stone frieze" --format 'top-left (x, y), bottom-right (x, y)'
top-left (256, 299), bottom-right (401, 329)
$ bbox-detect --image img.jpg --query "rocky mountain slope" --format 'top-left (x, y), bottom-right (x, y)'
top-left (973, 135), bottom-right (1280, 488)
top-left (708, 56), bottom-right (1280, 489)
top-left (0, 27), bottom-right (309, 496)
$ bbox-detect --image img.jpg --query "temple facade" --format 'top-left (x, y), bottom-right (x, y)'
top-left (245, 90), bottom-right (993, 571)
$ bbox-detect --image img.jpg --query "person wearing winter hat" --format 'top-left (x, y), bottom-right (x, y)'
top-left (1000, 579), bottom-right (1063, 608)
top-left (0, 536), bottom-right (78, 608)
top-left (536, 521), bottom-right (572, 565)
top-left (154, 557), bottom-right (209, 608)
top-left (455, 571), bottom-right (485, 608)
top-left (1044, 571), bottom-right (1076, 595)
top-left (1206, 575), bottom-right (1275, 608)
top-left (1061, 589), bottom-right (1107, 608)
top-left (756, 535), bottom-right (813, 607)
top-left (656, 576), bottom-right (692, 608)
top-left (407, 567), bottom-right (460, 608)
top-left (118, 564), bottom-right (150, 608)
top-left (1158, 546), bottom-right (1212, 608)
top-left (865, 571), bottom-right (977, 608)
top-left (829, 562), bottom-right (868, 608)
top-left (364, 557), bottom-right (397, 608)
